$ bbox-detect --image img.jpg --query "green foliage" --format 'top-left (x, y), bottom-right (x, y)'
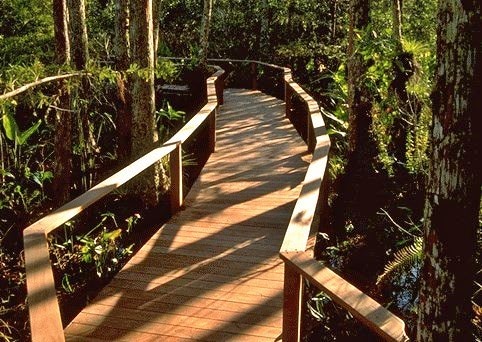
top-left (80, 228), bottom-right (132, 278)
top-left (0, 0), bottom-right (54, 67)
top-left (156, 102), bottom-right (186, 141)
top-left (376, 237), bottom-right (422, 285)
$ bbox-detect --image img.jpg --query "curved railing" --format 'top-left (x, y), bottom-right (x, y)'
top-left (22, 66), bottom-right (224, 341)
top-left (203, 59), bottom-right (408, 341)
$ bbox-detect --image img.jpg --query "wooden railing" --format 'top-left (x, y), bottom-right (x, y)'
top-left (242, 60), bottom-right (408, 341)
top-left (159, 58), bottom-right (408, 340)
top-left (22, 66), bottom-right (224, 342)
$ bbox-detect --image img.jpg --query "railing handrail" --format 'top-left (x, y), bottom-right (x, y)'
top-left (23, 66), bottom-right (224, 341)
top-left (213, 59), bottom-right (407, 341)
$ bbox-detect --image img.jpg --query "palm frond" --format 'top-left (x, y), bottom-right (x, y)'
top-left (377, 237), bottom-right (423, 285)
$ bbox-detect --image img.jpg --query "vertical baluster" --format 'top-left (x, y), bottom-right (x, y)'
top-left (283, 262), bottom-right (303, 342)
top-left (169, 142), bottom-right (182, 214)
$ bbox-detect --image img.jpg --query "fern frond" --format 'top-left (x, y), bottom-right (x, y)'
top-left (377, 237), bottom-right (423, 285)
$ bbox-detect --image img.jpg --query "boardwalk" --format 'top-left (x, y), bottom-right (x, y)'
top-left (64, 89), bottom-right (310, 341)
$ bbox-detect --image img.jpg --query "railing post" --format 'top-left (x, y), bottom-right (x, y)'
top-left (283, 261), bottom-right (303, 342)
top-left (215, 76), bottom-right (224, 105)
top-left (209, 107), bottom-right (216, 153)
top-left (307, 108), bottom-right (315, 153)
top-left (285, 82), bottom-right (292, 118)
top-left (250, 62), bottom-right (257, 90)
top-left (170, 142), bottom-right (182, 214)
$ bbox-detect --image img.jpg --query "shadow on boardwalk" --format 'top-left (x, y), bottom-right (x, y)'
top-left (65, 89), bottom-right (309, 341)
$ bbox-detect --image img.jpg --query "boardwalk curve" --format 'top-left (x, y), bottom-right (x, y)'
top-left (64, 89), bottom-right (310, 341)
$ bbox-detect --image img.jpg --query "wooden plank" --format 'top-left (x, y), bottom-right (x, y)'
top-left (280, 251), bottom-right (409, 342)
top-left (23, 66), bottom-right (225, 342)
top-left (64, 88), bottom-right (306, 341)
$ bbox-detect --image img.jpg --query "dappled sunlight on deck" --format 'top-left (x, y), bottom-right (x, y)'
top-left (64, 89), bottom-right (308, 341)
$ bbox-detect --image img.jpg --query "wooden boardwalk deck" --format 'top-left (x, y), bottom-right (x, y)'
top-left (64, 89), bottom-right (310, 341)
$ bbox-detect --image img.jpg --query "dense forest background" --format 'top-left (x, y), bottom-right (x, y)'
top-left (0, 0), bottom-right (480, 341)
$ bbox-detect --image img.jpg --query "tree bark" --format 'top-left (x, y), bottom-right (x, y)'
top-left (417, 0), bottom-right (481, 340)
top-left (114, 0), bottom-right (131, 165)
top-left (152, 0), bottom-right (163, 64)
top-left (392, 0), bottom-right (402, 50)
top-left (347, 0), bottom-right (372, 159)
top-left (67, 0), bottom-right (89, 70)
top-left (53, 0), bottom-right (70, 65)
top-left (199, 0), bottom-right (213, 67)
top-left (52, 0), bottom-right (72, 204)
top-left (129, 0), bottom-right (160, 206)
top-left (332, 0), bottom-right (379, 234)
top-left (68, 0), bottom-right (95, 190)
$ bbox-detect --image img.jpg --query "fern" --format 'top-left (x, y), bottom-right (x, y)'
top-left (377, 237), bottom-right (423, 285)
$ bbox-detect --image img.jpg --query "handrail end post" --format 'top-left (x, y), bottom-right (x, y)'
top-left (282, 261), bottom-right (303, 342)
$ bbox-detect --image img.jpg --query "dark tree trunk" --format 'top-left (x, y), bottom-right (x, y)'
top-left (332, 0), bottom-right (382, 234)
top-left (417, 0), bottom-right (481, 340)
top-left (129, 0), bottom-right (160, 206)
top-left (114, 0), bottom-right (131, 165)
top-left (52, 0), bottom-right (72, 204)
top-left (199, 0), bottom-right (213, 67)
top-left (347, 0), bottom-right (372, 156)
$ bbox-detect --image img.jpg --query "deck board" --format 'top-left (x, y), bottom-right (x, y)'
top-left (65, 89), bottom-right (309, 341)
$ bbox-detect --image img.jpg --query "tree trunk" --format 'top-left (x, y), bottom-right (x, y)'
top-left (347, 0), bottom-right (372, 159)
top-left (259, 0), bottom-right (270, 58)
top-left (391, 0), bottom-right (402, 51)
top-left (199, 0), bottom-right (213, 67)
top-left (129, 0), bottom-right (160, 206)
top-left (417, 0), bottom-right (481, 340)
top-left (153, 0), bottom-right (163, 64)
top-left (332, 0), bottom-right (380, 234)
top-left (330, 0), bottom-right (338, 42)
top-left (114, 0), bottom-right (131, 165)
top-left (67, 0), bottom-right (88, 70)
top-left (52, 0), bottom-right (72, 204)
top-left (53, 0), bottom-right (70, 65)
top-left (68, 0), bottom-right (95, 190)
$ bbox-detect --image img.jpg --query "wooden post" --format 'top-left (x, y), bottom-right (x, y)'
top-left (251, 62), bottom-right (257, 90)
top-left (169, 142), bottom-right (182, 214)
top-left (215, 76), bottom-right (224, 105)
top-left (307, 106), bottom-right (315, 153)
top-left (209, 108), bottom-right (216, 153)
top-left (285, 82), bottom-right (292, 118)
top-left (283, 263), bottom-right (303, 342)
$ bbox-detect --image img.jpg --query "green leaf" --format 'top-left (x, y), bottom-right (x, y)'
top-left (2, 113), bottom-right (19, 141)
top-left (17, 119), bottom-right (41, 145)
top-left (104, 229), bottom-right (122, 241)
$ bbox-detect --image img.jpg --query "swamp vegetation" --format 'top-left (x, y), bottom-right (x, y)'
top-left (0, 0), bottom-right (480, 340)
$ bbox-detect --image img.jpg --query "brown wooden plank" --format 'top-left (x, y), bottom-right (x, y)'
top-left (65, 88), bottom-right (307, 341)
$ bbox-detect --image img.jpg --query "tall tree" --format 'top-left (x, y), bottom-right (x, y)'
top-left (346, 0), bottom-right (372, 157)
top-left (417, 0), bottom-right (481, 340)
top-left (114, 0), bottom-right (131, 164)
top-left (52, 0), bottom-right (72, 204)
top-left (332, 0), bottom-right (378, 234)
top-left (68, 0), bottom-right (95, 190)
top-left (153, 0), bottom-right (162, 63)
top-left (129, 0), bottom-right (160, 205)
top-left (67, 0), bottom-right (88, 70)
top-left (199, 0), bottom-right (213, 67)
